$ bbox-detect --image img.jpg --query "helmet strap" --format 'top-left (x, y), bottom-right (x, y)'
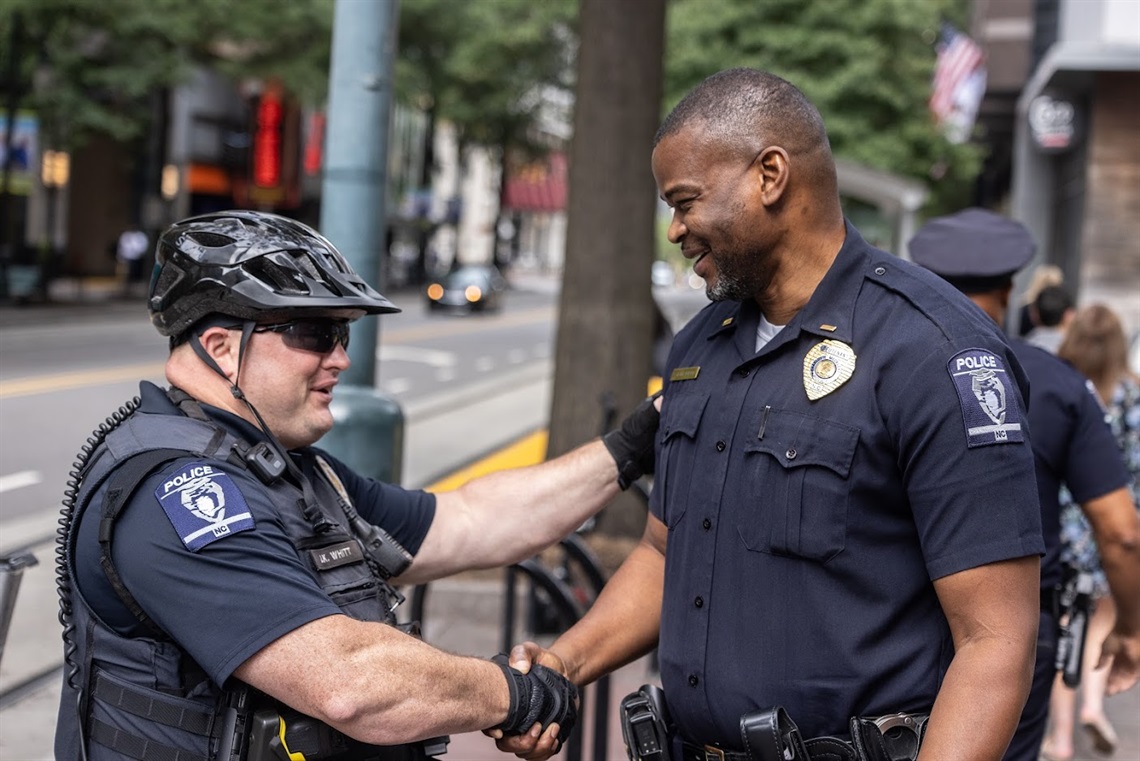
top-left (189, 321), bottom-right (292, 463)
top-left (188, 320), bottom-right (255, 398)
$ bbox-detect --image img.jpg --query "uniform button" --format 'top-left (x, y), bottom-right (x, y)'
top-left (874, 266), bottom-right (886, 276)
top-left (738, 368), bottom-right (750, 378)
top-left (694, 596), bottom-right (704, 608)
top-left (785, 448), bottom-right (797, 460)
top-left (702, 518), bottom-right (712, 530)
top-left (688, 674), bottom-right (699, 687)
top-left (715, 440), bottom-right (726, 452)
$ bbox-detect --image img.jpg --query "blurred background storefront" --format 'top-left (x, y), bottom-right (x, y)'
top-left (972, 0), bottom-right (1139, 332)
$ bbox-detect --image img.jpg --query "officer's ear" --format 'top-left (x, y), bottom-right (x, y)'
top-left (753, 146), bottom-right (790, 207)
top-left (197, 326), bottom-right (241, 381)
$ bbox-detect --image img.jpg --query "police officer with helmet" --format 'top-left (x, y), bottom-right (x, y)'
top-left (55, 210), bottom-right (661, 760)
top-left (908, 208), bottom-right (1140, 761)
top-left (499, 69), bottom-right (1044, 761)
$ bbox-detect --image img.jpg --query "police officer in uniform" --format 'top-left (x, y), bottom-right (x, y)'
top-left (498, 69), bottom-right (1043, 761)
top-left (908, 208), bottom-right (1140, 761)
top-left (55, 211), bottom-right (660, 760)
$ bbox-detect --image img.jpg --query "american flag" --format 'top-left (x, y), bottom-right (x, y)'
top-left (929, 22), bottom-right (985, 125)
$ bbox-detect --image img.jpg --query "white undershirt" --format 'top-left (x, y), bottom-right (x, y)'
top-left (755, 315), bottom-right (786, 352)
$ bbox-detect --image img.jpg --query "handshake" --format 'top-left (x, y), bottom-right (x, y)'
top-left (491, 653), bottom-right (579, 742)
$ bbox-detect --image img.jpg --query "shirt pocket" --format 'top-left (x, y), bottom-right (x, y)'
top-left (658, 390), bottom-right (709, 528)
top-left (740, 409), bottom-right (859, 563)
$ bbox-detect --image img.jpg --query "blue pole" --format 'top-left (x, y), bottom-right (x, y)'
top-left (318, 0), bottom-right (405, 483)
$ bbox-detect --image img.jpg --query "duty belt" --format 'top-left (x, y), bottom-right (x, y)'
top-left (680, 742), bottom-right (749, 761)
top-left (681, 706), bottom-right (929, 761)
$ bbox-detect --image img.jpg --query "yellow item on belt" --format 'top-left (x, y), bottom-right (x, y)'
top-left (278, 716), bottom-right (307, 761)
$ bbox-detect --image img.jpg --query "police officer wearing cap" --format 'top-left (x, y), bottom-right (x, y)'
top-left (55, 210), bottom-right (661, 760)
top-left (499, 69), bottom-right (1044, 761)
top-left (909, 208), bottom-right (1140, 761)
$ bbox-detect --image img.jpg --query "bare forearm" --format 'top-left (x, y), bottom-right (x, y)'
top-left (1088, 494), bottom-right (1140, 631)
top-left (918, 636), bottom-right (1034, 760)
top-left (1102, 540), bottom-right (1140, 629)
top-left (406, 441), bottom-right (620, 583)
top-left (237, 616), bottom-right (509, 745)
top-left (925, 556), bottom-right (1039, 761)
top-left (553, 528), bottom-right (665, 686)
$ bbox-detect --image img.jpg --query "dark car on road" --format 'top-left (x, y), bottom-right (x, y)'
top-left (426, 265), bottom-right (507, 313)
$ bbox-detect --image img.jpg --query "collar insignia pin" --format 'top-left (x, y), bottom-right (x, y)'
top-left (803, 340), bottom-right (856, 400)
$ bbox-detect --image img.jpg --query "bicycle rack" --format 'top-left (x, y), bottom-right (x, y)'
top-left (404, 530), bottom-right (626, 759)
top-left (500, 535), bottom-right (616, 761)
top-left (0, 552), bottom-right (38, 670)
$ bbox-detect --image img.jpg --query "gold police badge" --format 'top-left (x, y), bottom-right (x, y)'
top-left (803, 340), bottom-right (856, 400)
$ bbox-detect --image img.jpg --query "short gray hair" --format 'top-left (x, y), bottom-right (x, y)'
top-left (655, 68), bottom-right (829, 157)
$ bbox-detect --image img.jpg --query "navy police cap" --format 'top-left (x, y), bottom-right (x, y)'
top-left (909, 208), bottom-right (1036, 292)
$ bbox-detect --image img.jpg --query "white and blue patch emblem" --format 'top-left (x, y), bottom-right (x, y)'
top-left (155, 463), bottom-right (254, 551)
top-left (948, 349), bottom-right (1024, 448)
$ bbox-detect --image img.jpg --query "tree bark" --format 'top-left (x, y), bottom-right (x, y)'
top-left (547, 0), bottom-right (665, 536)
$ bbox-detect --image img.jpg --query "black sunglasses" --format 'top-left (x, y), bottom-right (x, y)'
top-left (253, 319), bottom-right (351, 353)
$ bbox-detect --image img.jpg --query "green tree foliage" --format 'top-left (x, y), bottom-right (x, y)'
top-left (397, 0), bottom-right (576, 155)
top-left (664, 0), bottom-right (981, 211)
top-left (2, 0), bottom-right (333, 148)
top-left (394, 0), bottom-right (575, 283)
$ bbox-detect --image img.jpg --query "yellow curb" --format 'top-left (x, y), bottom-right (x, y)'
top-left (425, 430), bottom-right (549, 492)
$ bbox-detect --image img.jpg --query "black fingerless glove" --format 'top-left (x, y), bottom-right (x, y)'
top-left (493, 654), bottom-right (579, 740)
top-left (602, 391), bottom-right (662, 489)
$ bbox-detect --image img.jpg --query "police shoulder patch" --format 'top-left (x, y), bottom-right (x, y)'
top-left (155, 462), bottom-right (255, 551)
top-left (947, 348), bottom-right (1025, 448)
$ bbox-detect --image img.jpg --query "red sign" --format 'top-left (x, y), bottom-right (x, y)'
top-left (304, 112), bottom-right (325, 176)
top-left (253, 87), bottom-right (283, 188)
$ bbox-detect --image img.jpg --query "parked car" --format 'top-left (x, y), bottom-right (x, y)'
top-left (426, 264), bottom-right (507, 313)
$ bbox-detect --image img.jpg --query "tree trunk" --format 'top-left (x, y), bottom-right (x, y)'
top-left (547, 0), bottom-right (665, 536)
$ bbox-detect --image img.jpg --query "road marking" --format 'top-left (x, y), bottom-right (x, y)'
top-left (383, 377), bottom-right (412, 395)
top-left (0, 470), bottom-right (42, 493)
top-left (383, 306), bottom-right (554, 343)
top-left (0, 362), bottom-right (166, 399)
top-left (507, 349), bottom-right (527, 364)
top-left (0, 305), bottom-right (553, 400)
top-left (474, 357), bottom-right (495, 372)
top-left (378, 345), bottom-right (457, 367)
top-left (435, 368), bottom-right (456, 382)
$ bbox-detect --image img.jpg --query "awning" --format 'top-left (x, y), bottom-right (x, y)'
top-left (502, 153), bottom-right (567, 212)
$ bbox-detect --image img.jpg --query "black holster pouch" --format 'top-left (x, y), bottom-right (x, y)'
top-left (246, 705), bottom-right (449, 761)
top-left (739, 707), bottom-right (809, 761)
top-left (739, 708), bottom-right (928, 761)
top-left (621, 684), bottom-right (674, 761)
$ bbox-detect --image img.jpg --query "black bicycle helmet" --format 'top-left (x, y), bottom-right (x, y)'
top-left (148, 210), bottom-right (399, 339)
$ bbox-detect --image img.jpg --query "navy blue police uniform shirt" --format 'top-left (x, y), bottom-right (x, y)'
top-left (74, 381), bottom-right (436, 687)
top-left (1010, 339), bottom-right (1130, 591)
top-left (650, 223), bottom-right (1043, 746)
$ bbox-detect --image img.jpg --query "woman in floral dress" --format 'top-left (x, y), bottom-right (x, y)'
top-left (1042, 304), bottom-right (1140, 760)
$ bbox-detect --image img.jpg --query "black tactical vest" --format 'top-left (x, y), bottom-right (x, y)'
top-left (55, 403), bottom-right (439, 760)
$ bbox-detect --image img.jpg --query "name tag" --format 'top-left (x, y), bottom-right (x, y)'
top-left (309, 540), bottom-right (364, 571)
top-left (670, 366), bottom-right (700, 382)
